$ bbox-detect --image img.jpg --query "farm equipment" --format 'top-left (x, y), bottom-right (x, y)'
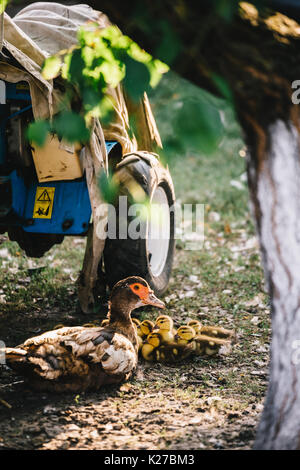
top-left (0, 62), bottom-right (175, 303)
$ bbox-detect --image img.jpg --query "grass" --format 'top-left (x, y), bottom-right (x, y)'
top-left (0, 72), bottom-right (270, 449)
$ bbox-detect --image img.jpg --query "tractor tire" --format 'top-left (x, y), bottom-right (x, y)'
top-left (103, 152), bottom-right (175, 295)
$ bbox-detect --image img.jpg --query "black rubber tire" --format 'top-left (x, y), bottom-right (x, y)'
top-left (103, 152), bottom-right (175, 295)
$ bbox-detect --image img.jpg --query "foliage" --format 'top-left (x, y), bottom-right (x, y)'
top-left (27, 24), bottom-right (168, 146)
top-left (0, 0), bottom-right (8, 15)
top-left (6, 1), bottom-right (235, 200)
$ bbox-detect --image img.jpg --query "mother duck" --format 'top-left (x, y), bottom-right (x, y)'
top-left (3, 276), bottom-right (165, 392)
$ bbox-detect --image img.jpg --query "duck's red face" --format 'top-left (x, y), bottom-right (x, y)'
top-left (129, 282), bottom-right (165, 309)
top-left (110, 277), bottom-right (165, 313)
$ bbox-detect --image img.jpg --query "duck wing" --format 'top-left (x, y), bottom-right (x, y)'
top-left (5, 326), bottom-right (137, 389)
top-left (5, 326), bottom-right (87, 380)
top-left (62, 327), bottom-right (137, 375)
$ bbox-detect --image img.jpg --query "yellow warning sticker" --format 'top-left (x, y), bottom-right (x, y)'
top-left (33, 187), bottom-right (55, 219)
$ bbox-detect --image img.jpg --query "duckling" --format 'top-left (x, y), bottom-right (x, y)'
top-left (154, 315), bottom-right (175, 344)
top-left (141, 332), bottom-right (161, 362)
top-left (132, 318), bottom-right (141, 327)
top-left (82, 322), bottom-right (98, 328)
top-left (157, 314), bottom-right (177, 334)
top-left (194, 334), bottom-right (231, 356)
top-left (155, 345), bottom-right (176, 363)
top-left (53, 323), bottom-right (66, 330)
top-left (4, 276), bottom-right (165, 392)
top-left (176, 325), bottom-right (196, 347)
top-left (174, 325), bottom-right (196, 358)
top-left (199, 325), bottom-right (235, 341)
top-left (187, 320), bottom-right (202, 335)
top-left (155, 326), bottom-right (195, 363)
top-left (181, 323), bottom-right (206, 356)
top-left (132, 318), bottom-right (143, 350)
top-left (140, 319), bottom-right (155, 337)
top-left (134, 319), bottom-right (154, 352)
top-left (134, 323), bottom-right (144, 350)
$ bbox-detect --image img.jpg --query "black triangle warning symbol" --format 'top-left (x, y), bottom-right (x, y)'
top-left (37, 189), bottom-right (51, 202)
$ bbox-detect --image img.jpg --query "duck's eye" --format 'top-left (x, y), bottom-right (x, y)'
top-left (133, 284), bottom-right (140, 291)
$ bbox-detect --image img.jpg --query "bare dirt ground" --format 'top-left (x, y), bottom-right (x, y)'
top-left (0, 368), bottom-right (264, 450)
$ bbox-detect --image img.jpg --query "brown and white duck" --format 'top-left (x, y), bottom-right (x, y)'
top-left (3, 276), bottom-right (165, 393)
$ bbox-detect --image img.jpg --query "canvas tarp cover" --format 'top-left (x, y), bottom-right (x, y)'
top-left (0, 2), bottom-right (162, 312)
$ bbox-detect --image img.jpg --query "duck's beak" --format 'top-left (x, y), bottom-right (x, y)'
top-left (143, 291), bottom-right (165, 309)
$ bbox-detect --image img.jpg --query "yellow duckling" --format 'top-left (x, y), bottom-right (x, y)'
top-left (53, 323), bottom-right (66, 330)
top-left (179, 324), bottom-right (205, 356)
top-left (141, 332), bottom-right (161, 362)
top-left (132, 318), bottom-right (141, 327)
top-left (134, 319), bottom-right (154, 352)
top-left (134, 320), bottom-right (143, 339)
top-left (194, 334), bottom-right (231, 356)
top-left (132, 318), bottom-right (143, 350)
top-left (199, 325), bottom-right (235, 341)
top-left (175, 325), bottom-right (196, 358)
top-left (154, 315), bottom-right (175, 344)
top-left (176, 325), bottom-right (196, 346)
top-left (140, 319), bottom-right (155, 337)
top-left (156, 325), bottom-right (195, 363)
top-left (187, 320), bottom-right (202, 335)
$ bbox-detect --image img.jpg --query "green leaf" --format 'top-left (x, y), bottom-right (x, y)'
top-left (112, 33), bottom-right (132, 51)
top-left (37, 24), bottom-right (169, 133)
top-left (52, 111), bottom-right (90, 143)
top-left (82, 86), bottom-right (102, 113)
top-left (97, 95), bottom-right (114, 124)
top-left (78, 22), bottom-right (100, 47)
top-left (66, 49), bottom-right (86, 86)
top-left (123, 56), bottom-right (151, 102)
top-left (81, 46), bottom-right (95, 68)
top-left (213, 0), bottom-right (238, 22)
top-left (42, 56), bottom-right (62, 80)
top-left (174, 98), bottom-right (224, 154)
top-left (0, 0), bottom-right (9, 15)
top-left (99, 60), bottom-right (125, 89)
top-left (147, 59), bottom-right (169, 88)
top-left (211, 73), bottom-right (234, 104)
top-left (128, 42), bottom-right (152, 64)
top-left (26, 120), bottom-right (51, 147)
top-left (155, 20), bottom-right (182, 65)
top-left (98, 172), bottom-right (120, 204)
top-left (61, 53), bottom-right (72, 80)
top-left (100, 25), bottom-right (123, 43)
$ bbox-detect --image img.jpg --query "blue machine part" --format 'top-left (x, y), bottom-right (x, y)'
top-left (11, 171), bottom-right (92, 235)
top-left (0, 79), bottom-right (120, 236)
top-left (6, 141), bottom-right (119, 235)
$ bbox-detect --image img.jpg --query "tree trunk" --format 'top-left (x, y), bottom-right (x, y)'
top-left (246, 118), bottom-right (300, 449)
